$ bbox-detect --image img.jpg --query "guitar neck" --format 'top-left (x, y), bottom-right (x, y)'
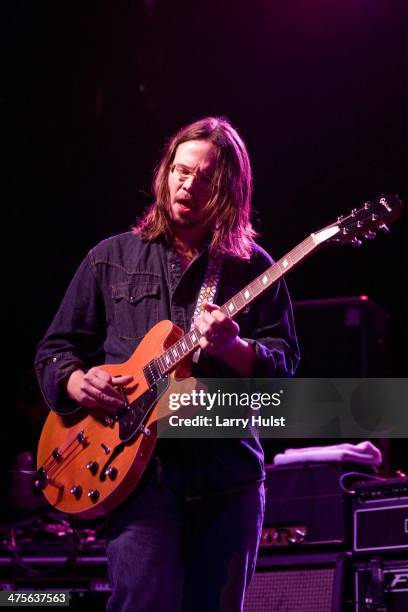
top-left (154, 233), bottom-right (321, 377)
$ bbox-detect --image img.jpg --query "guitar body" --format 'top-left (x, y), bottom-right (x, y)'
top-left (37, 320), bottom-right (196, 519)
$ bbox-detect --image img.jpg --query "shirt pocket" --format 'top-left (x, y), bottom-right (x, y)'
top-left (112, 280), bottom-right (161, 340)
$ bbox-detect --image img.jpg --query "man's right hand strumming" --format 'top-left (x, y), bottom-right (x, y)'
top-left (67, 367), bottom-right (133, 413)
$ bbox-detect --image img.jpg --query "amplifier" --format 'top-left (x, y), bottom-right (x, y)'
top-left (353, 476), bottom-right (408, 501)
top-left (353, 498), bottom-right (408, 553)
top-left (354, 557), bottom-right (408, 612)
top-left (263, 463), bottom-right (373, 548)
top-left (244, 551), bottom-right (345, 612)
top-left (353, 477), bottom-right (408, 553)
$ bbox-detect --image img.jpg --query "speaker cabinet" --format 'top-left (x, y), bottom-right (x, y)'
top-left (353, 557), bottom-right (408, 612)
top-left (244, 552), bottom-right (344, 612)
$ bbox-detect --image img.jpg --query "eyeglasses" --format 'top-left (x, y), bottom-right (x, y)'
top-left (170, 163), bottom-right (213, 188)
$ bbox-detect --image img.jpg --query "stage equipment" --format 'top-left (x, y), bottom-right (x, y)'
top-left (353, 556), bottom-right (408, 612)
top-left (262, 463), bottom-right (373, 549)
top-left (352, 476), bottom-right (408, 553)
top-left (0, 511), bottom-right (109, 608)
top-left (244, 551), bottom-right (345, 612)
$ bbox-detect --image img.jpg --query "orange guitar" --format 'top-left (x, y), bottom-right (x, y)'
top-left (36, 195), bottom-right (402, 518)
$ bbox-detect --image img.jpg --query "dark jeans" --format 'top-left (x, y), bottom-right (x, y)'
top-left (105, 462), bottom-right (265, 612)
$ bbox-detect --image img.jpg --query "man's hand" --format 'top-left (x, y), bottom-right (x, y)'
top-left (67, 367), bottom-right (133, 413)
top-left (196, 303), bottom-right (240, 355)
top-left (196, 303), bottom-right (257, 376)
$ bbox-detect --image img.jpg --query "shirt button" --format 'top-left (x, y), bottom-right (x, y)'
top-left (52, 357), bottom-right (58, 363)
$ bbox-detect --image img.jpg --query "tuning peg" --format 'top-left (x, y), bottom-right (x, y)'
top-left (364, 230), bottom-right (376, 240)
top-left (337, 215), bottom-right (344, 223)
top-left (379, 223), bottom-right (390, 233)
top-left (364, 202), bottom-right (371, 210)
top-left (351, 238), bottom-right (362, 247)
top-left (351, 208), bottom-right (357, 217)
top-left (371, 214), bottom-right (378, 222)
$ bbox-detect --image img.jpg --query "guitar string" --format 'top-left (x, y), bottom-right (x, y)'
top-left (41, 414), bottom-right (116, 477)
top-left (41, 432), bottom-right (84, 468)
top-left (41, 391), bottom-right (156, 481)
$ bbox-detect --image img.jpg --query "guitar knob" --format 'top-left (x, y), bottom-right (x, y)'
top-left (70, 485), bottom-right (83, 499)
top-left (86, 461), bottom-right (99, 475)
top-left (105, 467), bottom-right (118, 480)
top-left (87, 489), bottom-right (100, 502)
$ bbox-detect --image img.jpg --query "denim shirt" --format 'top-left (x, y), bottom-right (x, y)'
top-left (35, 232), bottom-right (299, 495)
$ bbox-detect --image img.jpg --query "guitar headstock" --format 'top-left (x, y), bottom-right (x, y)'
top-left (314, 194), bottom-right (403, 247)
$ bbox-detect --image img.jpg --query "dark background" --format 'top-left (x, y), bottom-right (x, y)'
top-left (4, 0), bottom-right (407, 515)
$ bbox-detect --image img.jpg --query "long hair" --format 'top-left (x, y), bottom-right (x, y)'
top-left (133, 117), bottom-right (258, 260)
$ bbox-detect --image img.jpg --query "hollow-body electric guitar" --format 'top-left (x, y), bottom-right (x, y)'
top-left (37, 195), bottom-right (402, 518)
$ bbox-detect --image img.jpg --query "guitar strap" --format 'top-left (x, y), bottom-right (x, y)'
top-left (190, 252), bottom-right (222, 362)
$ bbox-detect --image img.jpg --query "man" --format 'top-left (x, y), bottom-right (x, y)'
top-left (35, 116), bottom-right (299, 611)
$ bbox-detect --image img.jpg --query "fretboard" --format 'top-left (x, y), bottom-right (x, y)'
top-left (143, 233), bottom-right (319, 383)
